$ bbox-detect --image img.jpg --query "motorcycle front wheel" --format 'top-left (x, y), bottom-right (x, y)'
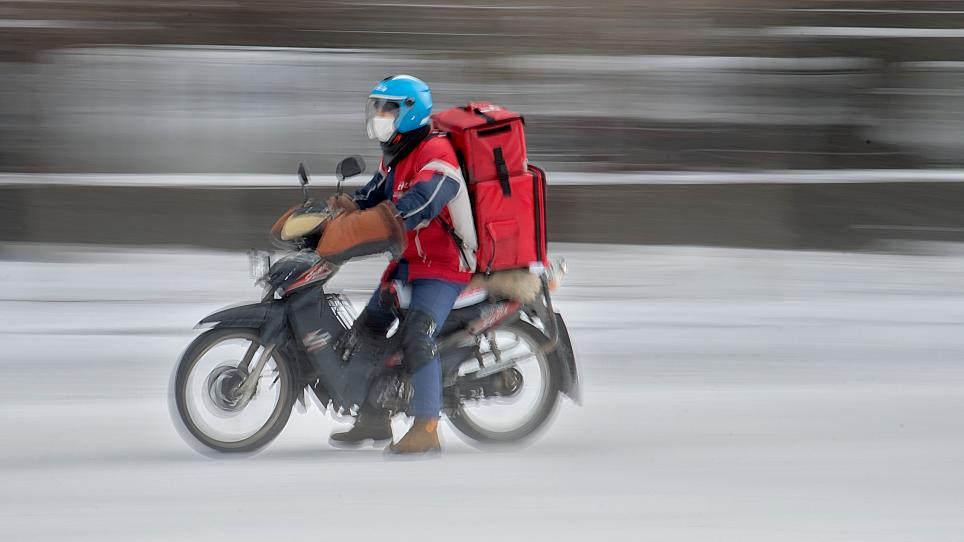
top-left (171, 328), bottom-right (296, 455)
top-left (448, 320), bottom-right (562, 446)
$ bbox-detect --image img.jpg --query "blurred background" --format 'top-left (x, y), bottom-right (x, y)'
top-left (4, 2), bottom-right (964, 541)
top-left (5, 0), bottom-right (964, 249)
top-left (4, 0), bottom-right (964, 174)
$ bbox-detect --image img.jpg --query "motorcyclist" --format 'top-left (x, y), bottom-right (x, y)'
top-left (316, 75), bottom-right (477, 455)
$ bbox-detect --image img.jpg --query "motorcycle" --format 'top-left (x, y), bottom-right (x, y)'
top-left (169, 157), bottom-right (579, 454)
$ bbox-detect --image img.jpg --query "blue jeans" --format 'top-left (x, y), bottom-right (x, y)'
top-left (365, 270), bottom-right (464, 418)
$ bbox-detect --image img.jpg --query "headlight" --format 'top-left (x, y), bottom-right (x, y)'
top-left (248, 250), bottom-right (271, 281)
top-left (281, 213), bottom-right (326, 240)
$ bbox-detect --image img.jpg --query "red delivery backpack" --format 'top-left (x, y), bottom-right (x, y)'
top-left (433, 102), bottom-right (548, 274)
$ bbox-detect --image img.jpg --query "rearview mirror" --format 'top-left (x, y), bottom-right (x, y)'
top-left (335, 156), bottom-right (366, 182)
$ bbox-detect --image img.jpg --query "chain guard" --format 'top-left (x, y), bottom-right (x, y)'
top-left (457, 367), bottom-right (524, 401)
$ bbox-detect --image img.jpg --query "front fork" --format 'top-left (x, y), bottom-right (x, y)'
top-left (229, 291), bottom-right (358, 411)
top-left (234, 343), bottom-right (278, 407)
top-left (229, 300), bottom-right (291, 409)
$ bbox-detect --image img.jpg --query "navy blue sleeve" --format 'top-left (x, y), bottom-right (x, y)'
top-left (394, 173), bottom-right (460, 230)
top-left (352, 171), bottom-right (387, 210)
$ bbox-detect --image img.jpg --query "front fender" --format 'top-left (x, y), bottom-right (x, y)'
top-left (196, 301), bottom-right (287, 345)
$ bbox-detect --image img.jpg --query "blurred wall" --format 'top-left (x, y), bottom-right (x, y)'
top-left (6, 181), bottom-right (964, 250)
top-left (2, 1), bottom-right (964, 173)
top-left (3, 46), bottom-right (899, 174)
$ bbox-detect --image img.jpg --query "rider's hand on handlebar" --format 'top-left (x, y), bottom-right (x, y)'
top-left (326, 193), bottom-right (359, 214)
top-left (316, 201), bottom-right (405, 264)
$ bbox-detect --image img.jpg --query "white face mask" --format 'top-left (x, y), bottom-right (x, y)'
top-left (369, 116), bottom-right (396, 143)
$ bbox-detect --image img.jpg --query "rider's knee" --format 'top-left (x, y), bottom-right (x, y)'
top-left (399, 309), bottom-right (438, 372)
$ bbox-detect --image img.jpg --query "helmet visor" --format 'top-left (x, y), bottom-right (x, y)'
top-left (366, 97), bottom-right (401, 141)
top-left (368, 97), bottom-right (401, 115)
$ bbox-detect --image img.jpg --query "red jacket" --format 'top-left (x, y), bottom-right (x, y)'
top-left (353, 134), bottom-right (478, 284)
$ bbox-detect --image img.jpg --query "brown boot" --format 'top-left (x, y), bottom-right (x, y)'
top-left (387, 418), bottom-right (441, 455)
top-left (329, 410), bottom-right (393, 448)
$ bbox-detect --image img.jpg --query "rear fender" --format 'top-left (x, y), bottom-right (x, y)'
top-left (550, 312), bottom-right (581, 404)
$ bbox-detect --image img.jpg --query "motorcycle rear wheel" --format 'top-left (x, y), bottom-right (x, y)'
top-left (171, 328), bottom-right (296, 455)
top-left (448, 320), bottom-right (562, 446)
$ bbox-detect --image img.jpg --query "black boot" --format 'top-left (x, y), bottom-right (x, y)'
top-left (329, 409), bottom-right (393, 448)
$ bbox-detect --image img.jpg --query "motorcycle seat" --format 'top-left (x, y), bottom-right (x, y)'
top-left (390, 280), bottom-right (488, 310)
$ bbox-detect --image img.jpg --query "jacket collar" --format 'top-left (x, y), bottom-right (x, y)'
top-left (381, 125), bottom-right (431, 167)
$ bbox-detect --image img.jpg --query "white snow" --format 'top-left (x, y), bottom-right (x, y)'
top-left (2, 242), bottom-right (964, 540)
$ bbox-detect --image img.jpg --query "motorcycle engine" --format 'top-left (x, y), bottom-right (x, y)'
top-left (367, 373), bottom-right (413, 412)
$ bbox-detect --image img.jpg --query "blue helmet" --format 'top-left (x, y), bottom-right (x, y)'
top-left (366, 75), bottom-right (433, 142)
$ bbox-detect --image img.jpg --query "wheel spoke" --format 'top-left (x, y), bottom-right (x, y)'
top-left (454, 323), bottom-right (556, 441)
top-left (179, 332), bottom-right (288, 447)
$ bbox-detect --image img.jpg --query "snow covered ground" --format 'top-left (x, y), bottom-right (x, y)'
top-left (2, 242), bottom-right (964, 541)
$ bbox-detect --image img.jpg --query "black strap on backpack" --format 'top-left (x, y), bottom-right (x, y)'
top-left (440, 217), bottom-right (471, 270)
top-left (471, 107), bottom-right (497, 124)
top-left (439, 131), bottom-right (472, 183)
top-left (493, 147), bottom-right (511, 196)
